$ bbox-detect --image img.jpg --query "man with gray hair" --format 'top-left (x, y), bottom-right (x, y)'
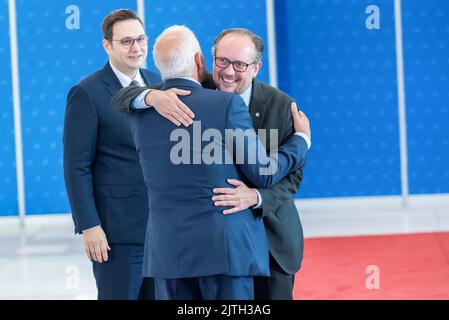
top-left (153, 26), bottom-right (203, 80)
top-left (122, 25), bottom-right (311, 300)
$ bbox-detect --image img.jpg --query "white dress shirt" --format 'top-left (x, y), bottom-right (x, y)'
top-left (109, 61), bottom-right (145, 87)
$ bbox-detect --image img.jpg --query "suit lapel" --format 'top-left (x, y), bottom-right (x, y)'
top-left (140, 70), bottom-right (152, 86)
top-left (248, 80), bottom-right (268, 130)
top-left (102, 62), bottom-right (123, 97)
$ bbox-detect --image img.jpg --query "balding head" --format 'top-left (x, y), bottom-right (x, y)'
top-left (153, 25), bottom-right (204, 81)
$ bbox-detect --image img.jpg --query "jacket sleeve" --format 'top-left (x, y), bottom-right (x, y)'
top-left (63, 85), bottom-right (100, 234)
top-left (225, 95), bottom-right (308, 188)
top-left (111, 85), bottom-right (152, 113)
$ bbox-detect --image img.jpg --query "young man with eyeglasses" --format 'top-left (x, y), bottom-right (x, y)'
top-left (63, 9), bottom-right (193, 300)
top-left (112, 28), bottom-right (310, 300)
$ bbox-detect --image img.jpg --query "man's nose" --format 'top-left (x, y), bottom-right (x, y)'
top-left (222, 63), bottom-right (235, 75)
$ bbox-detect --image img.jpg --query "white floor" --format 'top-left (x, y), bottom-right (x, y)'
top-left (1, 194), bottom-right (448, 300)
top-left (0, 215), bottom-right (96, 299)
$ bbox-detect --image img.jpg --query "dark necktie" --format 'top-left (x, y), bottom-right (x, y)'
top-left (129, 80), bottom-right (140, 87)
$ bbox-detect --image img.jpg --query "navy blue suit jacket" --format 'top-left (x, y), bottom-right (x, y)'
top-left (63, 62), bottom-right (160, 244)
top-left (127, 78), bottom-right (308, 278)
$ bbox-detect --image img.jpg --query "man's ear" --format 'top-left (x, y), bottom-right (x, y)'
top-left (253, 61), bottom-right (262, 78)
top-left (102, 39), bottom-right (112, 54)
top-left (195, 52), bottom-right (206, 82)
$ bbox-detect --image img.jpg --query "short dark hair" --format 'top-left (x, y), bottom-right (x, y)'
top-left (212, 28), bottom-right (264, 64)
top-left (102, 9), bottom-right (143, 41)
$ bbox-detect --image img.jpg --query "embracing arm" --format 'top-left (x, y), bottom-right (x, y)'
top-left (111, 85), bottom-right (151, 113)
top-left (215, 100), bottom-right (309, 214)
top-left (225, 96), bottom-right (309, 188)
top-left (111, 84), bottom-right (195, 127)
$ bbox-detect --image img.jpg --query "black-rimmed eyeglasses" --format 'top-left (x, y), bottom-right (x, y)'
top-left (111, 35), bottom-right (149, 49)
top-left (214, 57), bottom-right (256, 72)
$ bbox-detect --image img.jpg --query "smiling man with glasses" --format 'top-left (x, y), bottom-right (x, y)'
top-left (210, 29), bottom-right (308, 300)
top-left (212, 31), bottom-right (262, 94)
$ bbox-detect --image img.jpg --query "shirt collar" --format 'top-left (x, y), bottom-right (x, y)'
top-left (109, 60), bottom-right (145, 87)
top-left (177, 76), bottom-right (202, 86)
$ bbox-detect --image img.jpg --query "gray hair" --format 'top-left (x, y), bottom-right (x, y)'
top-left (153, 25), bottom-right (201, 80)
top-left (211, 28), bottom-right (264, 64)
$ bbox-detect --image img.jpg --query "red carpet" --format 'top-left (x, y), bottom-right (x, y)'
top-left (294, 232), bottom-right (449, 299)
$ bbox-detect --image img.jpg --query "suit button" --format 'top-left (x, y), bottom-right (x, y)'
top-left (255, 112), bottom-right (260, 117)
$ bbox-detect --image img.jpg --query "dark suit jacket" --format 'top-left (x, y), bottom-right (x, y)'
top-left (126, 78), bottom-right (309, 278)
top-left (111, 76), bottom-right (306, 274)
top-left (247, 80), bottom-right (305, 275)
top-left (63, 62), bottom-right (160, 244)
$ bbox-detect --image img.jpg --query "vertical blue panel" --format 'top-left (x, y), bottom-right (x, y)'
top-left (403, 0), bottom-right (449, 194)
top-left (276, 0), bottom-right (401, 198)
top-left (16, 0), bottom-right (136, 214)
top-left (0, 0), bottom-right (18, 215)
top-left (146, 0), bottom-right (269, 83)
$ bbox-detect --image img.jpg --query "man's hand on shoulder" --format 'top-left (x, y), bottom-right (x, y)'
top-left (145, 88), bottom-right (195, 127)
top-left (291, 102), bottom-right (311, 140)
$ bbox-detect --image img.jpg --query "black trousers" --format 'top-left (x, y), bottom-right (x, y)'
top-left (254, 254), bottom-right (295, 300)
top-left (92, 244), bottom-right (154, 300)
top-left (154, 275), bottom-right (253, 300)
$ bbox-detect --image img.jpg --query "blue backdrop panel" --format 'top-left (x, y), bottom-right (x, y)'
top-left (2, 1), bottom-right (449, 218)
top-left (403, 0), bottom-right (449, 194)
top-left (16, 0), bottom-right (136, 214)
top-left (0, 0), bottom-right (18, 215)
top-left (276, 0), bottom-right (401, 198)
top-left (145, 0), bottom-right (269, 83)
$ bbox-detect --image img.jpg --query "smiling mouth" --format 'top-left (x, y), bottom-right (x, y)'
top-left (221, 77), bottom-right (237, 84)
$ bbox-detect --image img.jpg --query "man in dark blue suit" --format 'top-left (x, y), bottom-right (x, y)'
top-left (63, 10), bottom-right (194, 300)
top-left (124, 25), bottom-right (311, 300)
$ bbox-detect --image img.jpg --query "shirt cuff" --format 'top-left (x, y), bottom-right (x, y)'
top-left (253, 189), bottom-right (263, 209)
top-left (294, 132), bottom-right (311, 149)
top-left (132, 89), bottom-right (152, 109)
